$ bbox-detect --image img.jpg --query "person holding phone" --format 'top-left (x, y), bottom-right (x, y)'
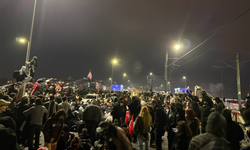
top-left (172, 121), bottom-right (193, 150)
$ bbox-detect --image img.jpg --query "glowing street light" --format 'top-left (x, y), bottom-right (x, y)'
top-left (175, 44), bottom-right (181, 50)
top-left (123, 73), bottom-right (127, 85)
top-left (111, 59), bottom-right (118, 86)
top-left (183, 76), bottom-right (187, 88)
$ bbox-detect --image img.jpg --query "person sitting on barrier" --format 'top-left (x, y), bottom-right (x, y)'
top-left (222, 109), bottom-right (244, 150)
top-left (211, 97), bottom-right (225, 114)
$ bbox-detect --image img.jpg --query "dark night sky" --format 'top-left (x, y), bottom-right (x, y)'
top-left (1, 0), bottom-right (250, 98)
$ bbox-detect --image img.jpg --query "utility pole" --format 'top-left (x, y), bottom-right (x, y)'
top-left (150, 73), bottom-right (153, 92)
top-left (236, 53), bottom-right (242, 109)
top-left (165, 52), bottom-right (168, 93)
top-left (146, 76), bottom-right (148, 92)
top-left (26, 0), bottom-right (37, 74)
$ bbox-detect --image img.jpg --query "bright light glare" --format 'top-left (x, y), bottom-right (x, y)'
top-left (175, 45), bottom-right (180, 50)
top-left (150, 72), bottom-right (153, 75)
top-left (123, 73), bottom-right (126, 76)
top-left (112, 60), bottom-right (117, 64)
top-left (109, 78), bottom-right (112, 80)
top-left (19, 38), bottom-right (27, 43)
top-left (183, 76), bottom-right (186, 79)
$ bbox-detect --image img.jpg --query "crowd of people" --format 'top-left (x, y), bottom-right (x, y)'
top-left (1, 77), bottom-right (250, 150)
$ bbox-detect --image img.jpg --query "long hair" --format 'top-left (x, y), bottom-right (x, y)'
top-left (186, 109), bottom-right (200, 127)
top-left (70, 136), bottom-right (82, 149)
top-left (53, 109), bottom-right (66, 119)
top-left (139, 106), bottom-right (152, 132)
top-left (176, 121), bottom-right (193, 141)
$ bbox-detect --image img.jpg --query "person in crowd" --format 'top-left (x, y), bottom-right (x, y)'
top-left (82, 100), bottom-right (102, 144)
top-left (0, 116), bottom-right (22, 150)
top-left (56, 125), bottom-right (75, 150)
top-left (44, 95), bottom-right (59, 118)
top-left (59, 96), bottom-right (72, 119)
top-left (23, 98), bottom-right (48, 150)
top-left (212, 97), bottom-right (225, 114)
top-left (175, 103), bottom-right (186, 122)
top-left (167, 103), bottom-right (177, 149)
top-left (185, 109), bottom-right (200, 136)
top-left (180, 90), bottom-right (187, 102)
top-left (222, 109), bottom-right (244, 150)
top-left (111, 97), bottom-right (126, 124)
top-left (151, 100), bottom-right (167, 150)
top-left (191, 96), bottom-right (201, 120)
top-left (200, 101), bottom-right (211, 133)
top-left (27, 96), bottom-right (36, 108)
top-left (96, 121), bottom-right (132, 150)
top-left (173, 121), bottom-right (193, 150)
top-left (0, 99), bottom-right (11, 118)
top-left (66, 136), bottom-right (84, 150)
top-left (170, 95), bottom-right (175, 104)
top-left (175, 94), bottom-right (181, 103)
top-left (79, 128), bottom-right (92, 149)
top-left (134, 105), bottom-right (152, 150)
top-left (26, 56), bottom-right (38, 78)
top-left (201, 90), bottom-right (213, 108)
top-left (128, 96), bottom-right (141, 121)
top-left (188, 112), bottom-right (230, 150)
top-left (16, 96), bottom-right (28, 143)
top-left (43, 109), bottom-right (66, 150)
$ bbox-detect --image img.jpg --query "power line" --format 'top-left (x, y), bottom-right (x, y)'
top-left (168, 7), bottom-right (250, 67)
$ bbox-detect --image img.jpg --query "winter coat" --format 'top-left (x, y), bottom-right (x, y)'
top-left (188, 112), bottom-right (230, 150)
top-left (58, 102), bottom-right (71, 118)
top-left (215, 103), bottom-right (225, 114)
top-left (82, 104), bottom-right (102, 123)
top-left (187, 118), bottom-right (199, 137)
top-left (110, 127), bottom-right (132, 150)
top-left (42, 117), bottom-right (64, 143)
top-left (223, 110), bottom-right (244, 150)
top-left (202, 96), bottom-right (213, 108)
top-left (134, 116), bottom-right (150, 138)
top-left (44, 100), bottom-right (58, 118)
top-left (173, 134), bottom-right (190, 150)
top-left (200, 106), bottom-right (211, 123)
top-left (153, 106), bottom-right (167, 133)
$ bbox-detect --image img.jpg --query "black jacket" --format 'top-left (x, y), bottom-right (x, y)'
top-left (202, 96), bottom-right (213, 108)
top-left (200, 106), bottom-right (211, 123)
top-left (153, 106), bottom-right (167, 132)
top-left (173, 134), bottom-right (190, 150)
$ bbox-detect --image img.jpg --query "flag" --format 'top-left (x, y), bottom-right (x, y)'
top-left (31, 82), bottom-right (38, 96)
top-left (128, 115), bottom-right (134, 136)
top-left (57, 84), bottom-right (62, 91)
top-left (125, 111), bottom-right (131, 124)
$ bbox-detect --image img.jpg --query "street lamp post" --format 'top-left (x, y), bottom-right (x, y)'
top-left (168, 82), bottom-right (171, 93)
top-left (109, 78), bottom-right (112, 90)
top-left (150, 72), bottom-right (153, 92)
top-left (26, 0), bottom-right (37, 73)
top-left (183, 76), bottom-right (187, 88)
top-left (123, 73), bottom-right (126, 85)
top-left (165, 44), bottom-right (181, 93)
top-left (127, 80), bottom-right (130, 87)
top-left (111, 59), bottom-right (117, 87)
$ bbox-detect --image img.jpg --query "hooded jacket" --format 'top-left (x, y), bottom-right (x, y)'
top-left (188, 112), bottom-right (230, 150)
